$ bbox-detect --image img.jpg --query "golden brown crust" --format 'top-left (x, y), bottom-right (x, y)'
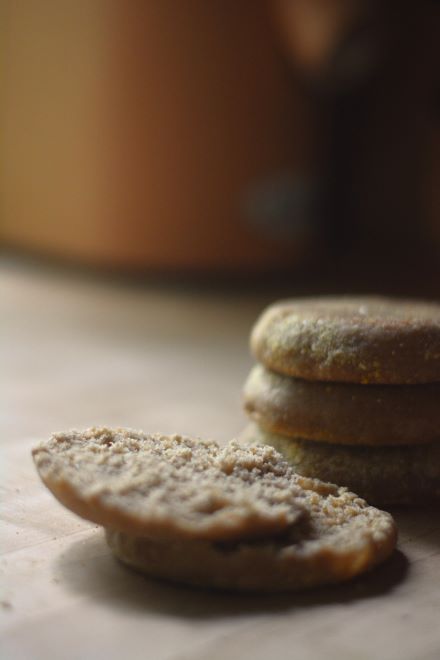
top-left (244, 365), bottom-right (440, 446)
top-left (251, 296), bottom-right (440, 384)
top-left (106, 503), bottom-right (396, 592)
top-left (242, 423), bottom-right (440, 506)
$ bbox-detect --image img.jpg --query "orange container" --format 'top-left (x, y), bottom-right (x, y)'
top-left (1, 1), bottom-right (316, 271)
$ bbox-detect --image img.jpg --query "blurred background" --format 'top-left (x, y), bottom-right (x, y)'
top-left (1, 0), bottom-right (440, 444)
top-left (2, 0), bottom-right (439, 290)
top-left (2, 6), bottom-right (440, 655)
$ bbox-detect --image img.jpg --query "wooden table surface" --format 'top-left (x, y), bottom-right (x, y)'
top-left (1, 259), bottom-right (439, 660)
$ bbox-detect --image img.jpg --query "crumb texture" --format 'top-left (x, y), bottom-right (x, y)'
top-left (33, 427), bottom-right (396, 590)
top-left (32, 427), bottom-right (310, 541)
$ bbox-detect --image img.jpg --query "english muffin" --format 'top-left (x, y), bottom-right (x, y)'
top-left (32, 427), bottom-right (397, 591)
top-left (242, 423), bottom-right (440, 506)
top-left (251, 297), bottom-right (440, 384)
top-left (244, 364), bottom-right (440, 446)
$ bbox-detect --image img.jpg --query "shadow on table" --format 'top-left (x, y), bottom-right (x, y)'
top-left (55, 529), bottom-right (408, 619)
top-left (391, 507), bottom-right (440, 550)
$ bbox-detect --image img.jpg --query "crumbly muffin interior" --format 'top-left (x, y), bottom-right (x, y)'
top-left (33, 427), bottom-right (397, 590)
top-left (33, 427), bottom-right (311, 541)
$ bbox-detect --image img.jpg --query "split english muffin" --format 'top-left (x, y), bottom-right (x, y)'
top-left (32, 427), bottom-right (397, 592)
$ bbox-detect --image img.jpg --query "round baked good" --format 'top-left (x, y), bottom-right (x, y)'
top-left (244, 364), bottom-right (440, 446)
top-left (32, 427), bottom-right (308, 542)
top-left (33, 427), bottom-right (397, 591)
top-left (242, 423), bottom-right (440, 506)
top-left (106, 505), bottom-right (395, 592)
top-left (250, 296), bottom-right (440, 384)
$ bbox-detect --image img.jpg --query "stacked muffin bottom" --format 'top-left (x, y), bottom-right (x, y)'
top-left (243, 297), bottom-right (440, 506)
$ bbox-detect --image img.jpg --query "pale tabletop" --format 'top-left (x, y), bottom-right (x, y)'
top-left (1, 259), bottom-right (439, 660)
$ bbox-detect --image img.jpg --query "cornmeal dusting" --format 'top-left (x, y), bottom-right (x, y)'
top-left (251, 296), bottom-right (440, 384)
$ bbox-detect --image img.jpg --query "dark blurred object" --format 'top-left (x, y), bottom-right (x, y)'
top-left (274, 0), bottom-right (440, 264)
top-left (274, 0), bottom-right (385, 87)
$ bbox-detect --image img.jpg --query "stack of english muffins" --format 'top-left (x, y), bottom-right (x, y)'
top-left (243, 297), bottom-right (440, 506)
